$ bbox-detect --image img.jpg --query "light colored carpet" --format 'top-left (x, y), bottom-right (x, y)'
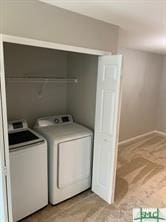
top-left (22, 133), bottom-right (166, 222)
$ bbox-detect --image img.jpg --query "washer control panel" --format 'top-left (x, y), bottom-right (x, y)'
top-left (8, 120), bottom-right (28, 132)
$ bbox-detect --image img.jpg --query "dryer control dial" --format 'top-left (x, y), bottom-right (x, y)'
top-left (54, 118), bottom-right (60, 124)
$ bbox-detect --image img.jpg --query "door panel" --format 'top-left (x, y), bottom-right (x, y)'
top-left (58, 137), bottom-right (92, 189)
top-left (100, 90), bottom-right (116, 135)
top-left (92, 55), bottom-right (122, 204)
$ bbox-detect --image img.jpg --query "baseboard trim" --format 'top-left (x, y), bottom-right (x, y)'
top-left (118, 131), bottom-right (156, 146)
top-left (154, 130), bottom-right (166, 137)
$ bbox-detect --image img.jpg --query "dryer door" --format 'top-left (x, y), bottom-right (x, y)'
top-left (57, 136), bottom-right (92, 189)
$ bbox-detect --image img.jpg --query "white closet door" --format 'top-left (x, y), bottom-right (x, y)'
top-left (92, 55), bottom-right (122, 204)
top-left (0, 35), bottom-right (13, 222)
top-left (0, 98), bottom-right (8, 222)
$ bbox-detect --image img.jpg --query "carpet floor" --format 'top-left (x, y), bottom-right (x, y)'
top-left (22, 133), bottom-right (166, 222)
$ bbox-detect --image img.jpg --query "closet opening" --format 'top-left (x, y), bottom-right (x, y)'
top-left (3, 42), bottom-right (98, 221)
top-left (1, 36), bottom-right (122, 222)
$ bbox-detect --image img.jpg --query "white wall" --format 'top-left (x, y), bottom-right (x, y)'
top-left (4, 43), bottom-right (68, 127)
top-left (0, 0), bottom-right (118, 53)
top-left (157, 56), bottom-right (166, 132)
top-left (119, 49), bottom-right (163, 141)
top-left (67, 53), bottom-right (98, 129)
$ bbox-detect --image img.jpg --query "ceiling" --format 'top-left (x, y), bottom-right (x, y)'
top-left (40, 0), bottom-right (166, 55)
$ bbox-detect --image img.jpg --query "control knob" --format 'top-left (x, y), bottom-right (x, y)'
top-left (54, 118), bottom-right (59, 124)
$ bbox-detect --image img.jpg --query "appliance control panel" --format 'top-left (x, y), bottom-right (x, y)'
top-left (8, 120), bottom-right (28, 132)
top-left (35, 115), bottom-right (73, 128)
top-left (54, 115), bottom-right (72, 124)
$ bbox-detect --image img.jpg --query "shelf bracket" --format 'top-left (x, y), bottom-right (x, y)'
top-left (38, 79), bottom-right (48, 97)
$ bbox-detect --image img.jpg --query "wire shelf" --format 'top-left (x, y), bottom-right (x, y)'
top-left (6, 77), bottom-right (78, 83)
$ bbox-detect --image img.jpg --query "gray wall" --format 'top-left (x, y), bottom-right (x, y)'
top-left (4, 43), bottom-right (98, 129)
top-left (0, 0), bottom-right (118, 131)
top-left (5, 43), bottom-right (165, 140)
top-left (67, 53), bottom-right (98, 129)
top-left (4, 43), bottom-right (68, 127)
top-left (4, 43), bottom-right (68, 78)
top-left (157, 56), bottom-right (166, 132)
top-left (119, 49), bottom-right (163, 141)
top-left (0, 0), bottom-right (119, 53)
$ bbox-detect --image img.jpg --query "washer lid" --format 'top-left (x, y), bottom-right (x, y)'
top-left (8, 128), bottom-right (45, 151)
top-left (36, 123), bottom-right (93, 142)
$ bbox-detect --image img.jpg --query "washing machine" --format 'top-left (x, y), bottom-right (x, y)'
top-left (8, 120), bottom-right (48, 221)
top-left (34, 114), bottom-right (93, 205)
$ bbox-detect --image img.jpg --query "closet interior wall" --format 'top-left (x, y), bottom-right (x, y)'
top-left (3, 42), bottom-right (98, 129)
top-left (67, 53), bottom-right (98, 129)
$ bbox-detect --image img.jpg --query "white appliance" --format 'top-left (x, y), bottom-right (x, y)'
top-left (8, 120), bottom-right (48, 221)
top-left (34, 115), bottom-right (93, 205)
